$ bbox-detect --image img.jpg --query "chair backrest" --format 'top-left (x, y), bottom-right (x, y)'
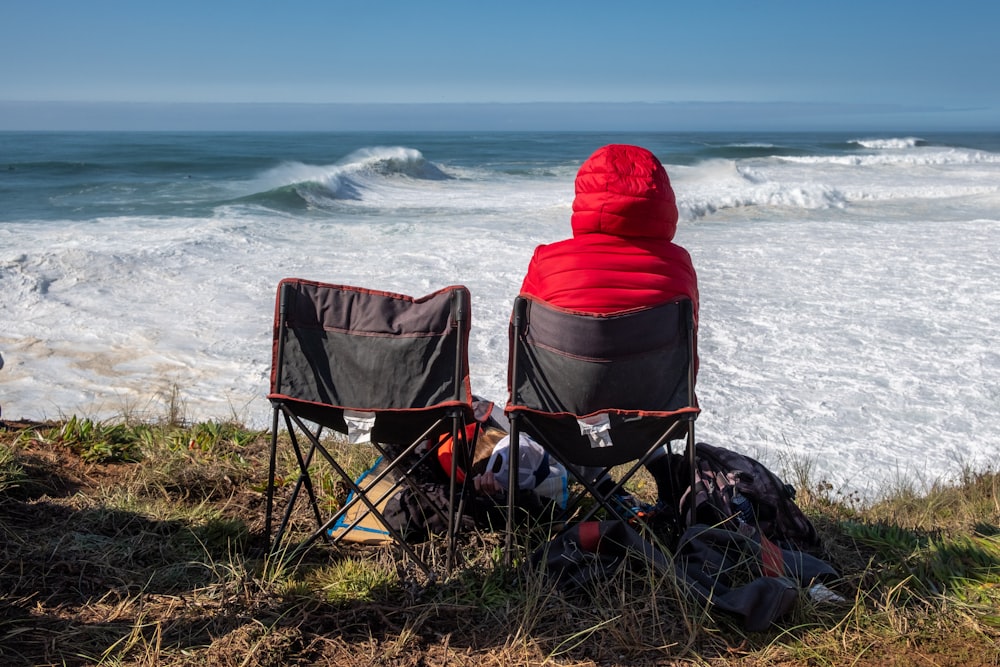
top-left (269, 279), bottom-right (474, 443)
top-left (506, 295), bottom-right (698, 467)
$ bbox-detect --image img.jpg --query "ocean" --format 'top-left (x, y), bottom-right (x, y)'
top-left (2, 130), bottom-right (998, 496)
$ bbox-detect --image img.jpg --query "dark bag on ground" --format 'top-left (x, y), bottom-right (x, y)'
top-left (674, 523), bottom-right (838, 631)
top-left (529, 519), bottom-right (670, 589)
top-left (672, 442), bottom-right (823, 556)
top-left (531, 519), bottom-right (838, 632)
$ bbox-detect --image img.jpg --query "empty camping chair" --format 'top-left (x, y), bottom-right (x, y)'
top-left (265, 278), bottom-right (475, 575)
top-left (504, 296), bottom-right (700, 559)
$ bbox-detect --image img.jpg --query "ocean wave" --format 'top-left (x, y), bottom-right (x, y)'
top-left (672, 159), bottom-right (850, 220)
top-left (690, 142), bottom-right (809, 163)
top-left (231, 184), bottom-right (313, 211)
top-left (849, 137), bottom-right (925, 150)
top-left (679, 184), bottom-right (848, 220)
top-left (230, 146), bottom-right (453, 212)
top-left (777, 147), bottom-right (1000, 167)
top-left (345, 146), bottom-right (452, 180)
top-left (671, 152), bottom-right (998, 219)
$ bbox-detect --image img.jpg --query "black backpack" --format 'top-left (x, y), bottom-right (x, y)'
top-left (677, 442), bottom-right (824, 556)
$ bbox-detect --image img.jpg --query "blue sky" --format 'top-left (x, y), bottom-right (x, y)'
top-left (2, 0), bottom-right (998, 130)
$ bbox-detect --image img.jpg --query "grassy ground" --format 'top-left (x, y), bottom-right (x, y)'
top-left (1, 416), bottom-right (998, 666)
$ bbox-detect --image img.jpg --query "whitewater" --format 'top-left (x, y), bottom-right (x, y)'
top-left (1, 131), bottom-right (998, 497)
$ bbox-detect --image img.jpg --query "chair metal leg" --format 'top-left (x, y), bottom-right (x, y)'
top-left (265, 404), bottom-right (280, 547)
top-left (504, 413), bottom-right (521, 567)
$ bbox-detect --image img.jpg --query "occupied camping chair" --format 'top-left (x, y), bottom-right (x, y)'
top-left (265, 278), bottom-right (476, 576)
top-left (504, 296), bottom-right (700, 560)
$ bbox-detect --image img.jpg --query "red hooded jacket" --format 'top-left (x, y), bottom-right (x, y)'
top-left (520, 144), bottom-right (699, 322)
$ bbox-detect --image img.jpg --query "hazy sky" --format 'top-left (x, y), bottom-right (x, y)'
top-left (2, 0), bottom-right (998, 130)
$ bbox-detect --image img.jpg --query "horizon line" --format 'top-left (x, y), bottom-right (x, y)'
top-left (1, 100), bottom-right (994, 132)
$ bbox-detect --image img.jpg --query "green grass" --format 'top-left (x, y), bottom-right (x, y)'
top-left (1, 415), bottom-right (999, 666)
top-left (0, 444), bottom-right (26, 495)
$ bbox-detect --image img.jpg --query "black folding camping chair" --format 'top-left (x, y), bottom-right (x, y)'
top-left (504, 296), bottom-right (700, 561)
top-left (265, 278), bottom-right (475, 575)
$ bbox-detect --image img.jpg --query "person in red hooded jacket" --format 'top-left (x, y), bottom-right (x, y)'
top-left (520, 143), bottom-right (698, 323)
top-left (517, 143), bottom-right (699, 506)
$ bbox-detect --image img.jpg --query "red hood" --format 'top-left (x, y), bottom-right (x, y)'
top-left (570, 144), bottom-right (679, 241)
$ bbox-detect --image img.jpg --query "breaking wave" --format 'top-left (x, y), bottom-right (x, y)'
top-left (231, 146), bottom-right (453, 212)
top-left (779, 146), bottom-right (1000, 167)
top-left (849, 137), bottom-right (926, 150)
